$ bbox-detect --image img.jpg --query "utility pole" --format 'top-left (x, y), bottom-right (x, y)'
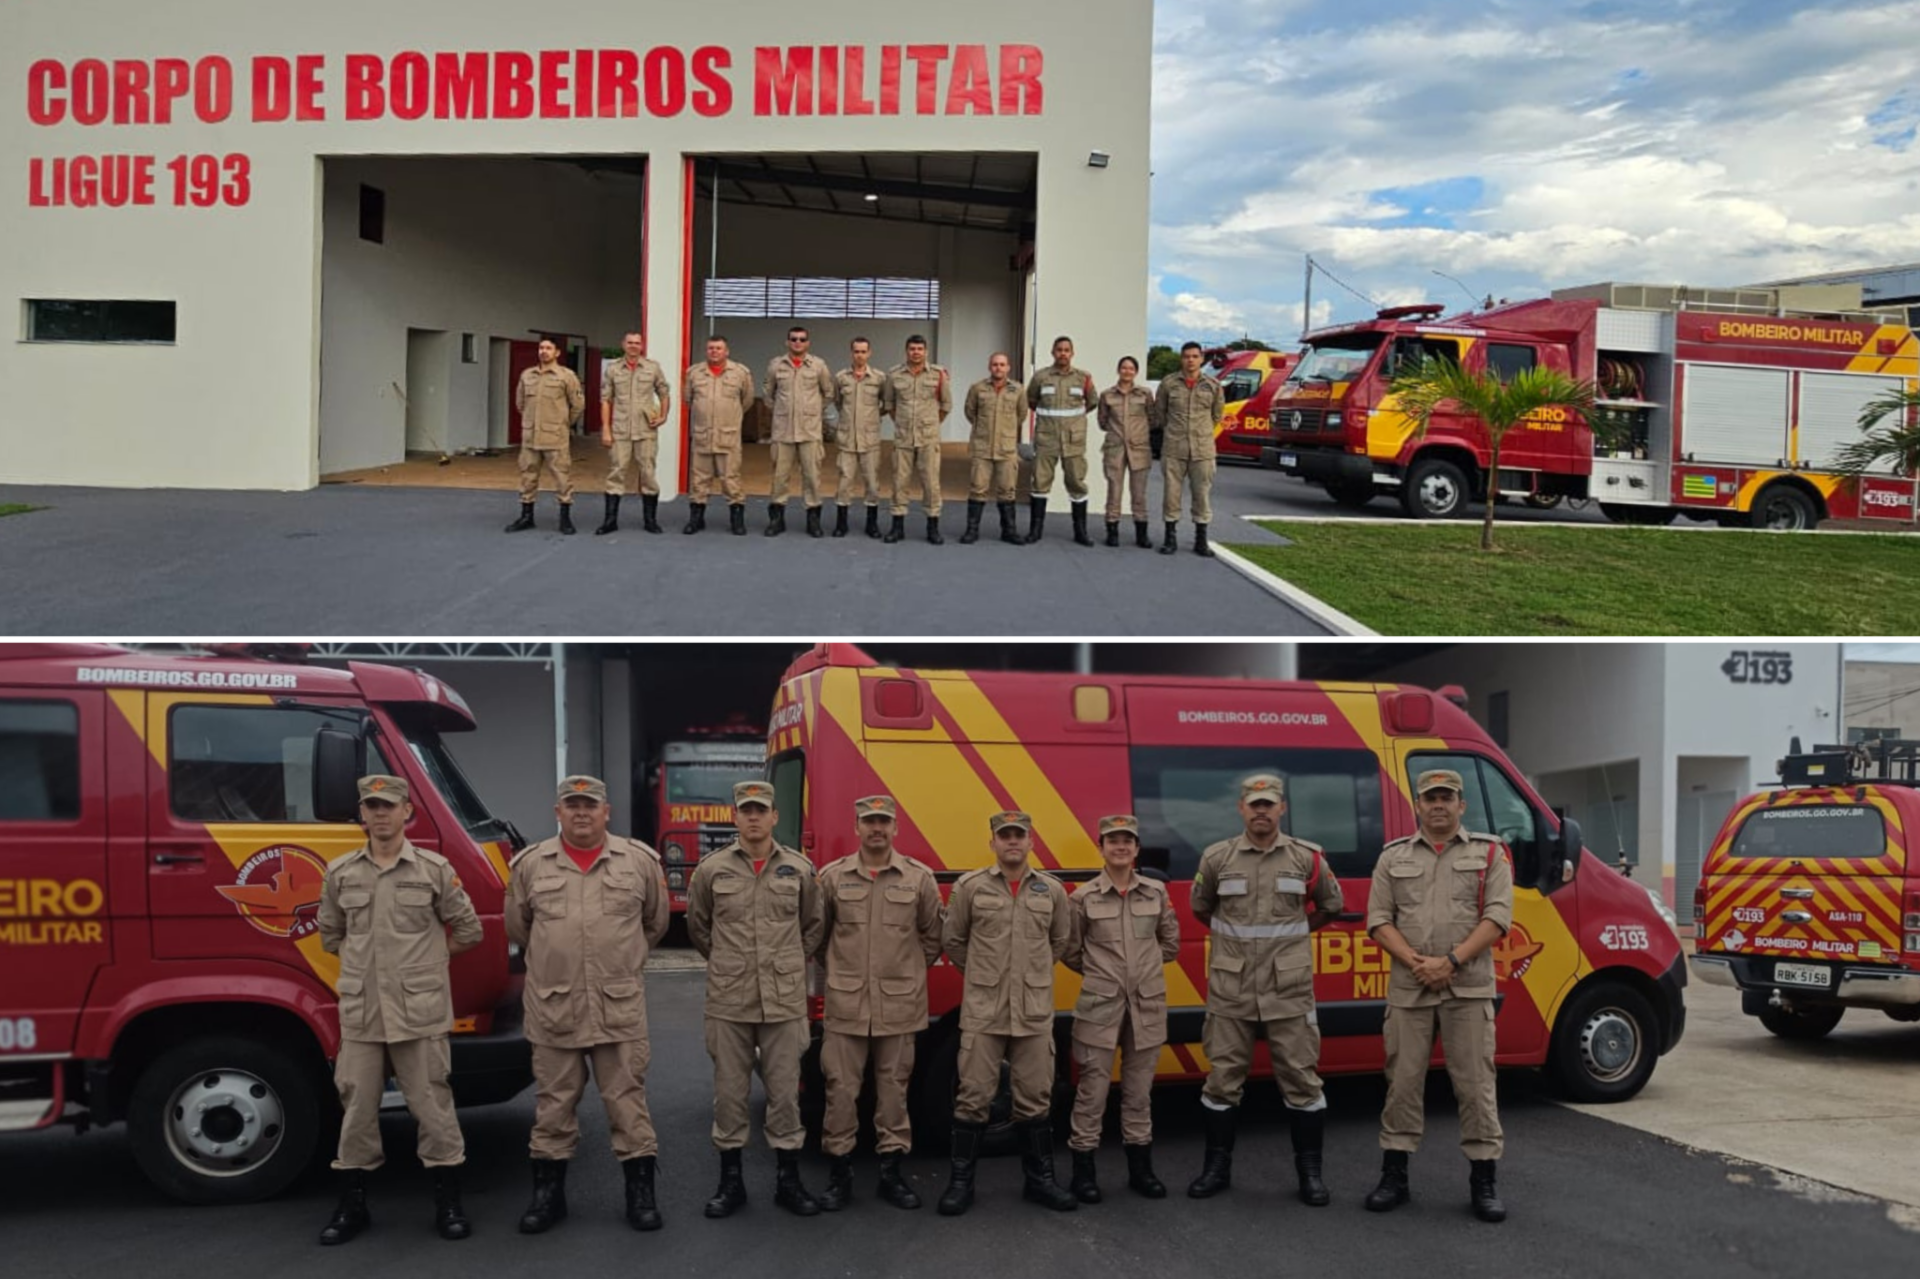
top-left (1301, 255), bottom-right (1314, 341)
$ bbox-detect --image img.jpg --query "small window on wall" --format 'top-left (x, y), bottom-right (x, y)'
top-left (0, 701), bottom-right (81, 821)
top-left (170, 705), bottom-right (390, 823)
top-left (461, 333), bottom-right (478, 364)
top-left (26, 299), bottom-right (175, 344)
top-left (359, 184), bottom-right (385, 243)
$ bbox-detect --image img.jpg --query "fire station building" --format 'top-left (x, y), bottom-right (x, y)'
top-left (3, 0), bottom-right (1151, 494)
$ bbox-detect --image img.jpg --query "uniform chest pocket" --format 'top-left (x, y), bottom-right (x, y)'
top-left (972, 894), bottom-right (1010, 936)
top-left (1388, 861), bottom-right (1427, 908)
top-left (1023, 891), bottom-right (1055, 927)
top-left (766, 875), bottom-right (802, 913)
top-left (393, 882), bottom-right (436, 934)
top-left (1130, 896), bottom-right (1162, 939)
top-left (835, 881), bottom-right (871, 923)
top-left (1450, 856), bottom-right (1488, 909)
top-left (1083, 895), bottom-right (1123, 939)
top-left (1273, 874), bottom-right (1309, 915)
top-left (1214, 873), bottom-right (1252, 919)
top-left (533, 874), bottom-right (569, 921)
top-left (602, 870), bottom-right (643, 916)
top-left (882, 884), bottom-right (918, 927)
top-left (338, 889), bottom-right (373, 932)
top-left (711, 876), bottom-right (748, 914)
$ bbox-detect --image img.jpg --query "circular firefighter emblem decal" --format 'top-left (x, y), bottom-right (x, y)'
top-left (215, 845), bottom-right (329, 939)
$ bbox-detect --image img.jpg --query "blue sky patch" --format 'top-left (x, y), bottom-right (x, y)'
top-left (1364, 176), bottom-right (1486, 229)
top-left (1868, 92), bottom-right (1917, 152)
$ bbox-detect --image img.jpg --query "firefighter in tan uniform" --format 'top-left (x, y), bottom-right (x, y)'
top-left (1097, 357), bottom-right (1156, 548)
top-left (1364, 768), bottom-right (1514, 1223)
top-left (961, 353), bottom-right (1028, 546)
top-left (686, 780), bottom-right (827, 1217)
top-left (682, 335), bottom-right (758, 536)
top-left (315, 775), bottom-right (483, 1246)
top-left (885, 334), bottom-right (952, 545)
top-left (814, 795), bottom-right (944, 1211)
top-left (506, 338), bottom-right (586, 535)
top-left (597, 332), bottom-right (672, 536)
top-left (763, 326), bottom-right (837, 538)
top-left (1187, 774), bottom-right (1345, 1206)
top-left (507, 775), bottom-right (672, 1235)
top-left (831, 338), bottom-right (894, 539)
top-left (1153, 342), bottom-right (1227, 557)
top-left (1063, 815), bottom-right (1181, 1203)
top-left (937, 810), bottom-right (1077, 1216)
top-left (1024, 336), bottom-right (1099, 546)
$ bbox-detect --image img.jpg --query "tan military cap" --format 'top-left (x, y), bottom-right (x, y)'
top-left (1415, 768), bottom-right (1465, 796)
top-left (1241, 774), bottom-right (1286, 803)
top-left (557, 774), bottom-right (608, 802)
top-left (734, 780), bottom-right (776, 808)
top-left (1098, 814), bottom-right (1140, 839)
top-left (989, 809), bottom-right (1034, 834)
top-left (855, 795), bottom-right (897, 819)
top-left (357, 774), bottom-right (410, 804)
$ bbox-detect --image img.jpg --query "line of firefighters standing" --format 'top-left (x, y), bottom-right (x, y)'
top-left (505, 330), bottom-right (1231, 557)
top-left (312, 768), bottom-right (1513, 1247)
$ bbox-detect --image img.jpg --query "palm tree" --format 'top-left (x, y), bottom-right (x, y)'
top-left (1387, 358), bottom-right (1597, 551)
top-left (1832, 386), bottom-right (1920, 477)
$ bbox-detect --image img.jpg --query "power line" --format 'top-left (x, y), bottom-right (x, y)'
top-left (1307, 256), bottom-right (1380, 310)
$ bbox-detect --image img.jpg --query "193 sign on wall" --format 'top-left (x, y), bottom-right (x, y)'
top-left (1721, 650), bottom-right (1793, 685)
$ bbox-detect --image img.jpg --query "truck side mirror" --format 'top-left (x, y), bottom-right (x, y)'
top-left (1550, 812), bottom-right (1584, 888)
top-left (313, 725), bottom-right (364, 824)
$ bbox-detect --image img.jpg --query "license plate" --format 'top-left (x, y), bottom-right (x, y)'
top-left (1774, 962), bottom-right (1831, 988)
top-left (1278, 452), bottom-right (1298, 468)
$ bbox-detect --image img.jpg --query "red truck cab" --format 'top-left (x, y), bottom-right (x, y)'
top-left (651, 731), bottom-right (767, 911)
top-left (1208, 348), bottom-right (1301, 464)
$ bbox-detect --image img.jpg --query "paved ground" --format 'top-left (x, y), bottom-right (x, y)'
top-left (5, 968), bottom-right (1915, 1278)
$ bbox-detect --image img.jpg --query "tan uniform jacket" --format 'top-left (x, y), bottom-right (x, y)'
top-left (684, 361), bottom-right (758, 452)
top-left (1367, 831), bottom-right (1514, 1008)
top-left (1098, 385), bottom-right (1156, 468)
top-left (602, 357), bottom-right (671, 439)
top-left (887, 364), bottom-right (952, 448)
top-left (1155, 374), bottom-right (1226, 462)
top-left (817, 850), bottom-right (944, 1037)
top-left (833, 366), bottom-right (894, 452)
top-left (1064, 872), bottom-right (1181, 1050)
top-left (764, 354), bottom-right (837, 443)
top-left (318, 841), bottom-right (483, 1043)
top-left (943, 864), bottom-right (1070, 1036)
top-left (506, 836), bottom-right (671, 1048)
top-left (1026, 366), bottom-right (1098, 425)
top-left (517, 364), bottom-right (586, 450)
top-left (1191, 833), bottom-right (1344, 1021)
top-left (964, 379), bottom-right (1027, 461)
top-left (687, 840), bottom-right (825, 1023)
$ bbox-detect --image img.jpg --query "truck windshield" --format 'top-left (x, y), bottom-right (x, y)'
top-left (402, 723), bottom-right (512, 844)
top-left (1290, 338), bottom-right (1382, 385)
top-left (667, 761), bottom-right (764, 805)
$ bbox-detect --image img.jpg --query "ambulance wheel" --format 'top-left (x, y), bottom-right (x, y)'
top-left (1401, 458), bottom-right (1470, 519)
top-left (128, 1035), bottom-right (321, 1205)
top-left (1749, 484), bottom-right (1817, 531)
top-left (1548, 982), bottom-right (1658, 1103)
top-left (1325, 479), bottom-right (1376, 510)
top-left (911, 1026), bottom-right (1020, 1157)
top-left (1757, 1003), bottom-right (1843, 1040)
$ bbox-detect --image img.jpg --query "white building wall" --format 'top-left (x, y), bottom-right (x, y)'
top-left (1845, 660), bottom-right (1920, 738)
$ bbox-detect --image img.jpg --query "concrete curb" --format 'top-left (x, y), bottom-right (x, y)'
top-left (1210, 542), bottom-right (1378, 637)
top-left (1240, 513), bottom-right (1920, 539)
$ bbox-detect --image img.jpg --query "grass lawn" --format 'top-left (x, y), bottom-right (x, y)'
top-left (1235, 521), bottom-right (1920, 635)
top-left (0, 504), bottom-right (38, 518)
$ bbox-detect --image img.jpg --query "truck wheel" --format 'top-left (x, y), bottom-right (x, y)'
top-left (1749, 484), bottom-right (1818, 531)
top-left (909, 1026), bottom-right (1019, 1157)
top-left (1325, 479), bottom-right (1376, 510)
top-left (1757, 1003), bottom-right (1843, 1040)
top-left (1401, 458), bottom-right (1469, 519)
top-left (1548, 983), bottom-right (1659, 1103)
top-left (127, 1035), bottom-right (322, 1205)
top-left (1523, 492), bottom-right (1564, 510)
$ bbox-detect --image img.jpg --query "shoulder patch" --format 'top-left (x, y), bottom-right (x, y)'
top-left (775, 863), bottom-right (800, 878)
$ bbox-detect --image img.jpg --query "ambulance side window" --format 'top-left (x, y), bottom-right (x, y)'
top-left (1405, 753), bottom-right (1541, 881)
top-left (170, 705), bottom-right (390, 823)
top-left (0, 700), bottom-right (81, 822)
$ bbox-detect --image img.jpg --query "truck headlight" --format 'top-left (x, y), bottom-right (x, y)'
top-left (1641, 882), bottom-right (1679, 932)
top-left (664, 840), bottom-right (687, 864)
top-left (667, 868), bottom-right (686, 890)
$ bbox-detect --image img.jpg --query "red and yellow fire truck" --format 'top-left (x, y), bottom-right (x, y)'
top-left (1261, 282), bottom-right (1919, 528)
top-left (649, 723), bottom-right (766, 912)
top-left (768, 644), bottom-right (1685, 1138)
top-left (0, 644), bottom-right (530, 1203)
top-left (1206, 347), bottom-right (1300, 464)
top-left (1691, 737), bottom-right (1920, 1038)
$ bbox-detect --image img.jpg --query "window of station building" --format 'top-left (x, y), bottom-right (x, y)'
top-left (169, 705), bottom-right (391, 824)
top-left (704, 276), bottom-right (942, 320)
top-left (359, 184), bottom-right (385, 244)
top-left (0, 700), bottom-right (81, 822)
top-left (25, 299), bottom-right (175, 344)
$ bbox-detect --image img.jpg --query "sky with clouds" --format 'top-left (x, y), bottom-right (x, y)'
top-left (1146, 0), bottom-right (1920, 345)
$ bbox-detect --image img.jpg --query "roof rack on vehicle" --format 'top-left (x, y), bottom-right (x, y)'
top-left (1776, 736), bottom-right (1920, 787)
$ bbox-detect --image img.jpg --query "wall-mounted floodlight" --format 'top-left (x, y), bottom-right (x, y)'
top-left (863, 193), bottom-right (879, 202)
top-left (1087, 150), bottom-right (1110, 168)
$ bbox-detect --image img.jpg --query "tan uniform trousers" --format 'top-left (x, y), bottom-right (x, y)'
top-left (705, 1016), bottom-right (807, 1151)
top-left (771, 441), bottom-right (824, 507)
top-left (1381, 998), bottom-right (1502, 1159)
top-left (332, 1035), bottom-right (464, 1171)
top-left (1103, 446), bottom-right (1151, 522)
top-left (955, 1030), bottom-right (1053, 1125)
top-left (1069, 1014), bottom-right (1157, 1151)
top-left (605, 435), bottom-right (659, 497)
top-left (689, 448), bottom-right (745, 505)
top-left (968, 457), bottom-right (1019, 503)
top-left (837, 447), bottom-right (882, 504)
top-left (820, 1030), bottom-right (916, 1157)
top-left (891, 444), bottom-right (943, 517)
top-left (1033, 440), bottom-right (1090, 502)
top-left (1163, 454), bottom-right (1216, 524)
top-left (529, 1040), bottom-right (657, 1161)
top-left (518, 444), bottom-right (575, 504)
top-left (1200, 1011), bottom-right (1326, 1111)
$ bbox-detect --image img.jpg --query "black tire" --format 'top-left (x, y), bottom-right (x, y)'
top-left (1400, 457), bottom-right (1470, 519)
top-left (1598, 503), bottom-right (1677, 526)
top-left (1749, 484), bottom-right (1818, 531)
top-left (1325, 479), bottom-right (1376, 510)
top-left (127, 1035), bottom-right (323, 1205)
top-left (909, 1025), bottom-right (1020, 1157)
top-left (1523, 492), bottom-right (1564, 510)
top-left (1757, 1003), bottom-right (1844, 1041)
top-left (1548, 982), bottom-right (1660, 1103)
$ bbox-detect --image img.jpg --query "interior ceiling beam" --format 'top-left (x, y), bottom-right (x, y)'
top-left (709, 160), bottom-right (1032, 210)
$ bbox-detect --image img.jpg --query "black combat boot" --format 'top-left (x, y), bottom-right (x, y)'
top-left (504, 502), bottom-right (536, 533)
top-left (595, 494), bottom-right (621, 535)
top-left (1124, 1143), bottom-right (1166, 1199)
top-left (831, 504), bottom-right (850, 538)
top-left (1024, 497), bottom-right (1048, 543)
top-left (925, 515), bottom-right (944, 545)
top-left (817, 1153), bottom-right (855, 1212)
top-left (557, 504), bottom-right (576, 535)
top-left (682, 501), bottom-right (706, 534)
top-left (1070, 1149), bottom-right (1102, 1204)
top-left (317, 1168), bottom-right (370, 1246)
top-left (773, 1149), bottom-right (821, 1217)
top-left (641, 493), bottom-right (662, 533)
top-left (806, 506), bottom-right (824, 538)
top-left (883, 514), bottom-right (906, 544)
top-left (959, 500), bottom-right (985, 544)
top-left (1469, 1159), bottom-right (1507, 1223)
top-left (1186, 1104), bottom-right (1237, 1198)
top-left (876, 1152), bottom-right (920, 1209)
top-left (728, 504), bottom-right (747, 535)
top-left (998, 502), bottom-right (1022, 544)
top-left (1105, 520), bottom-right (1120, 547)
top-left (621, 1155), bottom-right (663, 1231)
top-left (704, 1148), bottom-right (747, 1219)
top-left (1193, 522), bottom-right (1214, 557)
top-left (1364, 1150), bottom-right (1411, 1213)
top-left (1158, 521), bottom-right (1179, 555)
top-left (1071, 501), bottom-right (1095, 546)
top-left (1135, 521), bottom-right (1152, 549)
top-left (1020, 1119), bottom-right (1078, 1212)
top-left (433, 1167), bottom-right (471, 1240)
top-left (765, 503), bottom-right (786, 537)
top-left (1291, 1108), bottom-right (1330, 1207)
top-left (865, 506), bottom-right (882, 539)
top-left (518, 1158), bottom-right (569, 1234)
top-left (937, 1122), bottom-right (984, 1217)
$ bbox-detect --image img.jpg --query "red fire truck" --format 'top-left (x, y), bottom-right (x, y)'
top-left (0, 644), bottom-right (530, 1203)
top-left (1261, 282), bottom-right (1920, 528)
top-left (650, 724), bottom-right (766, 912)
top-left (1208, 348), bottom-right (1300, 464)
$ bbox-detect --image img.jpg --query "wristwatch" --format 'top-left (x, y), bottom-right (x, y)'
top-left (1446, 951), bottom-right (1462, 970)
